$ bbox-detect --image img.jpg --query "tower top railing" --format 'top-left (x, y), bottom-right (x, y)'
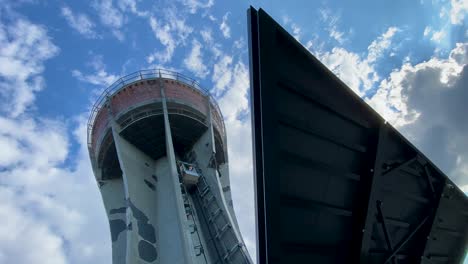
top-left (87, 69), bottom-right (225, 151)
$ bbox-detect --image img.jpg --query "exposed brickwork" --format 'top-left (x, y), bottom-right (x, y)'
top-left (164, 80), bottom-right (208, 114)
top-left (89, 78), bottom-right (225, 158)
top-left (92, 107), bottom-right (110, 150)
top-left (110, 81), bottom-right (162, 117)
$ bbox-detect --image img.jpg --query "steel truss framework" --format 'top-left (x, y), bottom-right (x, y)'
top-left (248, 7), bottom-right (468, 264)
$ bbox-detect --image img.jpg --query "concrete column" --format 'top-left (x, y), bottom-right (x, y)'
top-left (160, 86), bottom-right (195, 264)
top-left (99, 178), bottom-right (127, 264)
top-left (111, 122), bottom-right (159, 264)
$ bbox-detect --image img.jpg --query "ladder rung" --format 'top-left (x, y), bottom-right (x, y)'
top-left (202, 195), bottom-right (215, 206)
top-left (223, 243), bottom-right (242, 260)
top-left (199, 186), bottom-right (210, 197)
top-left (208, 208), bottom-right (222, 223)
top-left (215, 224), bottom-right (231, 239)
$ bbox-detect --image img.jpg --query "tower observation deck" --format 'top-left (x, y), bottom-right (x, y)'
top-left (88, 69), bottom-right (253, 264)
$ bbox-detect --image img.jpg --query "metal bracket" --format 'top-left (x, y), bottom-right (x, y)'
top-left (376, 200), bottom-right (397, 264)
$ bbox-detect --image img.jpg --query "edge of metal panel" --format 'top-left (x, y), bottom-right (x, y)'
top-left (247, 6), bottom-right (266, 264)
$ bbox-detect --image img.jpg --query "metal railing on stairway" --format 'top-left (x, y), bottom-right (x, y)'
top-left (194, 167), bottom-right (249, 264)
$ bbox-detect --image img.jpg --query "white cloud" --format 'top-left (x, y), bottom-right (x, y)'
top-left (281, 15), bottom-right (303, 41)
top-left (422, 25), bottom-right (447, 45)
top-left (180, 0), bottom-right (214, 14)
top-left (449, 0), bottom-right (468, 25)
top-left (147, 10), bottom-right (193, 64)
top-left (431, 29), bottom-right (446, 43)
top-left (214, 60), bottom-right (256, 261)
top-left (319, 47), bottom-right (378, 95)
top-left (291, 23), bottom-right (302, 41)
top-left (147, 16), bottom-right (175, 63)
top-left (93, 0), bottom-right (125, 40)
top-left (183, 39), bottom-right (209, 78)
top-left (220, 12), bottom-right (231, 39)
top-left (0, 187), bottom-right (67, 264)
top-left (319, 8), bottom-right (345, 44)
top-left (116, 0), bottom-right (148, 17)
top-left (317, 26), bottom-right (399, 95)
top-left (330, 28), bottom-right (344, 44)
top-left (423, 26), bottom-right (431, 37)
top-left (461, 184), bottom-right (468, 195)
top-left (199, 28), bottom-right (223, 58)
top-left (61, 6), bottom-right (98, 39)
top-left (367, 43), bottom-right (468, 186)
top-left (0, 18), bottom-right (59, 117)
top-left (212, 55), bottom-right (233, 96)
top-left (72, 55), bottom-right (118, 87)
top-left (0, 115), bottom-right (112, 264)
top-left (200, 28), bottom-right (213, 43)
top-left (208, 14), bottom-right (216, 21)
top-left (367, 27), bottom-right (399, 63)
top-left (368, 43), bottom-right (466, 125)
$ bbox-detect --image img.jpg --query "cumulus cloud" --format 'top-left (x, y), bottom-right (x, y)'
top-left (61, 6), bottom-right (99, 39)
top-left (367, 43), bottom-right (468, 186)
top-left (200, 27), bottom-right (222, 58)
top-left (93, 0), bottom-right (125, 40)
top-left (0, 115), bottom-right (112, 264)
top-left (147, 10), bottom-right (193, 64)
top-left (72, 55), bottom-right (119, 87)
top-left (212, 54), bottom-right (233, 96)
top-left (319, 47), bottom-right (378, 95)
top-left (318, 26), bottom-right (400, 95)
top-left (0, 18), bottom-right (59, 117)
top-left (92, 0), bottom-right (148, 40)
top-left (449, 0), bottom-right (468, 25)
top-left (183, 39), bottom-right (209, 78)
top-left (0, 16), bottom-right (112, 262)
top-left (220, 12), bottom-right (231, 39)
top-left (0, 187), bottom-right (67, 264)
top-left (367, 27), bottom-right (399, 63)
top-left (422, 26), bottom-right (448, 44)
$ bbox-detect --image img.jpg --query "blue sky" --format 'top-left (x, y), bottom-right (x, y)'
top-left (0, 0), bottom-right (466, 263)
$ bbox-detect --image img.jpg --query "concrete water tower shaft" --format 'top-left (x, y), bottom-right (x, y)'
top-left (87, 69), bottom-right (252, 264)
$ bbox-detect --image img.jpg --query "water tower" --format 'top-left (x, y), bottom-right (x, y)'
top-left (87, 69), bottom-right (253, 264)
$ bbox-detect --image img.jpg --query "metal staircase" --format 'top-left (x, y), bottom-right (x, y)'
top-left (179, 168), bottom-right (209, 264)
top-left (193, 166), bottom-right (250, 264)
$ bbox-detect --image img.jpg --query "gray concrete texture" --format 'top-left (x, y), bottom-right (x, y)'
top-left (90, 77), bottom-right (252, 264)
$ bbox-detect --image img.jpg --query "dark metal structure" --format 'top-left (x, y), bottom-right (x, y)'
top-left (248, 7), bottom-right (468, 264)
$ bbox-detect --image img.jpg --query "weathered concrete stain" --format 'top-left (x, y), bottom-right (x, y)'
top-left (127, 199), bottom-right (158, 260)
top-left (138, 221), bottom-right (156, 243)
top-left (109, 219), bottom-right (126, 242)
top-left (127, 199), bottom-right (148, 222)
top-left (138, 240), bottom-right (157, 262)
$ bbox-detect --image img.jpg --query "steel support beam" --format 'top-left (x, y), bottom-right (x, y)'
top-left (382, 156), bottom-right (418, 177)
top-left (376, 200), bottom-right (397, 264)
top-left (358, 123), bottom-right (388, 263)
top-left (384, 214), bottom-right (431, 264)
